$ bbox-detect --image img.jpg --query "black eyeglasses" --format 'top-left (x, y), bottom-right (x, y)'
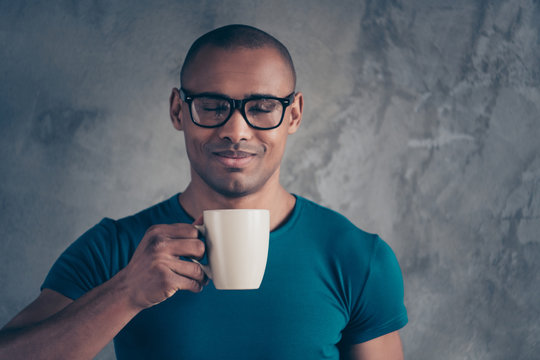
top-left (180, 88), bottom-right (295, 130)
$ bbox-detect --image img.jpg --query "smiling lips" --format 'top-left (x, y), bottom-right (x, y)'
top-left (212, 150), bottom-right (257, 168)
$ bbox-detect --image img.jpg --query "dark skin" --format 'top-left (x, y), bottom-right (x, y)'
top-left (0, 222), bottom-right (207, 359)
top-left (0, 45), bottom-right (403, 359)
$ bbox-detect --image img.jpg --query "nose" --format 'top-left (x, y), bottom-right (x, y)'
top-left (217, 109), bottom-right (253, 143)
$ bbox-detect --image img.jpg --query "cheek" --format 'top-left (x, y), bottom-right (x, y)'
top-left (262, 132), bottom-right (288, 158)
top-left (183, 130), bottom-right (206, 159)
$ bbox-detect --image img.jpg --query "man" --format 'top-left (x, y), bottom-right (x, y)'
top-left (0, 24), bottom-right (407, 359)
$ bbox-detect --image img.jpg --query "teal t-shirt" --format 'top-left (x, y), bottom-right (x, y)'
top-left (42, 194), bottom-right (407, 359)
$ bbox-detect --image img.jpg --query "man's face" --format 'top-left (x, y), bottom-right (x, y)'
top-left (171, 45), bottom-right (303, 198)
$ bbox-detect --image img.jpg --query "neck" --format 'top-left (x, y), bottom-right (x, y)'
top-left (178, 172), bottom-right (295, 231)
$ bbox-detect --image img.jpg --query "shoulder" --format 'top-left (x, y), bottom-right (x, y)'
top-left (111, 193), bottom-right (186, 235)
top-left (41, 194), bottom-right (186, 297)
top-left (295, 195), bottom-right (378, 245)
top-left (69, 194), bottom-right (184, 255)
top-left (296, 196), bottom-right (356, 227)
top-left (293, 195), bottom-right (400, 269)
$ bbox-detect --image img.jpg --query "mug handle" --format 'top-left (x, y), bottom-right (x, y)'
top-left (192, 224), bottom-right (213, 279)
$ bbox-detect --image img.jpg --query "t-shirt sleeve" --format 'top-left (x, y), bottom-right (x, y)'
top-left (41, 218), bottom-right (118, 300)
top-left (341, 236), bottom-right (408, 345)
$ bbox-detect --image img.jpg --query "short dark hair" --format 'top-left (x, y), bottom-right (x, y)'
top-left (180, 24), bottom-right (296, 88)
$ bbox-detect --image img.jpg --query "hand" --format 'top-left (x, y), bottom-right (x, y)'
top-left (117, 223), bottom-right (206, 310)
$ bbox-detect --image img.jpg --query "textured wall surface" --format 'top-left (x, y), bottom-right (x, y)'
top-left (1, 1), bottom-right (539, 359)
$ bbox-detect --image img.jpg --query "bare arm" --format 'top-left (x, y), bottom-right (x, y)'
top-left (0, 223), bottom-right (206, 360)
top-left (2, 289), bottom-right (73, 330)
top-left (0, 280), bottom-right (139, 359)
top-left (341, 331), bottom-right (404, 360)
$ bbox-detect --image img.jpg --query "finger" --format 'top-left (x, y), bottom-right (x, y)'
top-left (165, 223), bottom-right (200, 239)
top-left (165, 262), bottom-right (207, 293)
top-left (165, 258), bottom-right (206, 282)
top-left (167, 271), bottom-right (204, 294)
top-left (145, 223), bottom-right (199, 240)
top-left (166, 238), bottom-right (206, 259)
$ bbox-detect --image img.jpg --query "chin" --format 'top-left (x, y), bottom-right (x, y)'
top-left (209, 178), bottom-right (262, 199)
top-left (194, 164), bottom-right (276, 199)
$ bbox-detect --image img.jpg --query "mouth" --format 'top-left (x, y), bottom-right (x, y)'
top-left (212, 150), bottom-right (257, 168)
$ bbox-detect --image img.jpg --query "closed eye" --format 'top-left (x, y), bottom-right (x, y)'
top-left (203, 106), bottom-right (229, 112)
top-left (248, 106), bottom-right (272, 113)
top-left (247, 100), bottom-right (279, 114)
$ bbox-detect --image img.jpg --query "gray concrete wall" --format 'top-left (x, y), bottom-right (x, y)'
top-left (1, 1), bottom-right (539, 359)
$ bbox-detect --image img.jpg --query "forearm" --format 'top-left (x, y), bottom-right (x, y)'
top-left (0, 272), bottom-right (140, 360)
top-left (1, 223), bottom-right (205, 359)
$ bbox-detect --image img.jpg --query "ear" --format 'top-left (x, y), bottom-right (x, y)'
top-left (169, 88), bottom-right (184, 131)
top-left (287, 92), bottom-right (303, 135)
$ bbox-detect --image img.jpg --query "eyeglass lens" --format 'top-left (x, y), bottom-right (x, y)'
top-left (191, 97), bottom-right (284, 129)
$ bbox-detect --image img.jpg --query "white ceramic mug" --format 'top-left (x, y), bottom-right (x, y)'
top-left (194, 209), bottom-right (270, 290)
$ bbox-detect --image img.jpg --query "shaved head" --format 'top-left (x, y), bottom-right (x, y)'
top-left (180, 24), bottom-right (296, 89)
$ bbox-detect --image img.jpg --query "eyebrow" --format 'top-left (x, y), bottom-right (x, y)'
top-left (183, 89), bottom-right (285, 99)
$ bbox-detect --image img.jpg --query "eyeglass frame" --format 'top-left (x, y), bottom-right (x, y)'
top-left (179, 88), bottom-right (296, 130)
